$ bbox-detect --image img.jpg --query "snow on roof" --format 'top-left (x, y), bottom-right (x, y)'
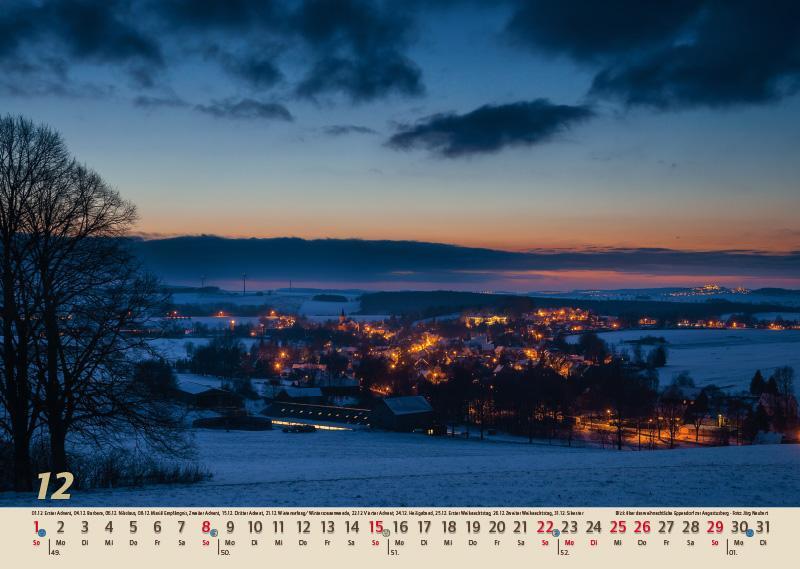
top-left (176, 380), bottom-right (216, 395)
top-left (381, 396), bottom-right (432, 415)
top-left (175, 373), bottom-right (224, 395)
top-left (292, 363), bottom-right (326, 370)
top-left (320, 376), bottom-right (359, 387)
top-left (278, 386), bottom-right (323, 398)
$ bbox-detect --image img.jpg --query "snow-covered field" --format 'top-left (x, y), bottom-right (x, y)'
top-left (570, 329), bottom-right (800, 393)
top-left (171, 290), bottom-right (309, 315)
top-left (170, 290), bottom-right (378, 321)
top-left (171, 291), bottom-right (285, 307)
top-left (1, 429), bottom-right (798, 506)
top-left (143, 337), bottom-right (267, 362)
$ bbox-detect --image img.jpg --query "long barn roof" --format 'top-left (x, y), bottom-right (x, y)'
top-left (381, 396), bottom-right (432, 415)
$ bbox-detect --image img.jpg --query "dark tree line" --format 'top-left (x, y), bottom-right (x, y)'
top-left (417, 360), bottom-right (653, 447)
top-left (748, 367), bottom-right (797, 433)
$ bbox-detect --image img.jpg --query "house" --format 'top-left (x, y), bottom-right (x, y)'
top-left (174, 377), bottom-right (244, 411)
top-left (290, 363), bottom-right (327, 382)
top-left (274, 386), bottom-right (325, 404)
top-left (372, 396), bottom-right (434, 431)
top-left (194, 388), bottom-right (244, 410)
top-left (318, 374), bottom-right (360, 397)
top-left (467, 334), bottom-right (494, 352)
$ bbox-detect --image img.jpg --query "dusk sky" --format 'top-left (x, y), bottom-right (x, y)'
top-left (2, 1), bottom-right (799, 289)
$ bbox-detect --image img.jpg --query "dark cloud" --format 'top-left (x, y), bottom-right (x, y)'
top-left (133, 94), bottom-right (189, 109)
top-left (199, 42), bottom-right (285, 89)
top-left (387, 99), bottom-right (594, 158)
top-left (1, 0), bottom-right (423, 104)
top-left (154, 0), bottom-right (279, 31)
top-left (224, 52), bottom-right (284, 88)
top-left (323, 124), bottom-right (378, 136)
top-left (136, 92), bottom-right (294, 123)
top-left (4, 0), bottom-right (797, 118)
top-left (48, 0), bottom-right (162, 64)
top-left (132, 235), bottom-right (800, 286)
top-left (155, 0), bottom-right (422, 102)
top-left (505, 0), bottom-right (800, 109)
top-left (296, 53), bottom-right (422, 102)
top-left (506, 0), bottom-right (701, 61)
top-left (589, 1), bottom-right (800, 109)
top-left (0, 54), bottom-right (113, 98)
top-left (194, 98), bottom-right (293, 121)
top-left (291, 0), bottom-right (423, 101)
top-left (292, 0), bottom-right (411, 53)
top-left (0, 1), bottom-right (162, 79)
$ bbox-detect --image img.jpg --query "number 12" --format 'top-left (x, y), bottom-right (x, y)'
top-left (37, 472), bottom-right (74, 500)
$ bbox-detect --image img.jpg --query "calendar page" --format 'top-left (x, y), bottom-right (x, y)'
top-left (1, 1), bottom-right (799, 568)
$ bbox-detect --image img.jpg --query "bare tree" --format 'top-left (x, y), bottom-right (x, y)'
top-left (771, 366), bottom-right (795, 424)
top-left (1, 114), bottom-right (185, 488)
top-left (0, 116), bottom-right (72, 490)
top-left (26, 151), bottom-right (186, 473)
top-left (657, 382), bottom-right (688, 449)
top-left (42, 268), bottom-right (186, 468)
top-left (25, 162), bottom-right (133, 471)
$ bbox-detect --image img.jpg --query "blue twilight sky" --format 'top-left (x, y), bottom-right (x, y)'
top-left (1, 1), bottom-right (799, 289)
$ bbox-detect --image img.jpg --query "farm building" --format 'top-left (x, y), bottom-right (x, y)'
top-left (263, 402), bottom-right (371, 427)
top-left (318, 375), bottom-right (360, 397)
top-left (274, 386), bottom-right (325, 404)
top-left (174, 376), bottom-right (244, 411)
top-left (372, 396), bottom-right (433, 432)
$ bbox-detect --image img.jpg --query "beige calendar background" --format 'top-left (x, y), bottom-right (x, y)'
top-left (1, 507), bottom-right (797, 568)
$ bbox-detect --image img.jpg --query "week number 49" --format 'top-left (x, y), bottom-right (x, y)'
top-left (37, 472), bottom-right (74, 500)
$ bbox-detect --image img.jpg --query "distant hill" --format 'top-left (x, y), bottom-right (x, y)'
top-left (753, 288), bottom-right (800, 296)
top-left (359, 290), bottom-right (798, 321)
top-left (130, 235), bottom-right (800, 291)
top-left (312, 294), bottom-right (349, 302)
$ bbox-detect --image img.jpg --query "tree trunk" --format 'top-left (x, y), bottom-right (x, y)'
top-left (637, 421), bottom-right (641, 450)
top-left (49, 419), bottom-right (68, 474)
top-left (528, 410), bottom-right (533, 443)
top-left (44, 297), bottom-right (69, 473)
top-left (50, 426), bottom-right (69, 472)
top-left (11, 416), bottom-right (32, 491)
top-left (4, 259), bottom-right (34, 491)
